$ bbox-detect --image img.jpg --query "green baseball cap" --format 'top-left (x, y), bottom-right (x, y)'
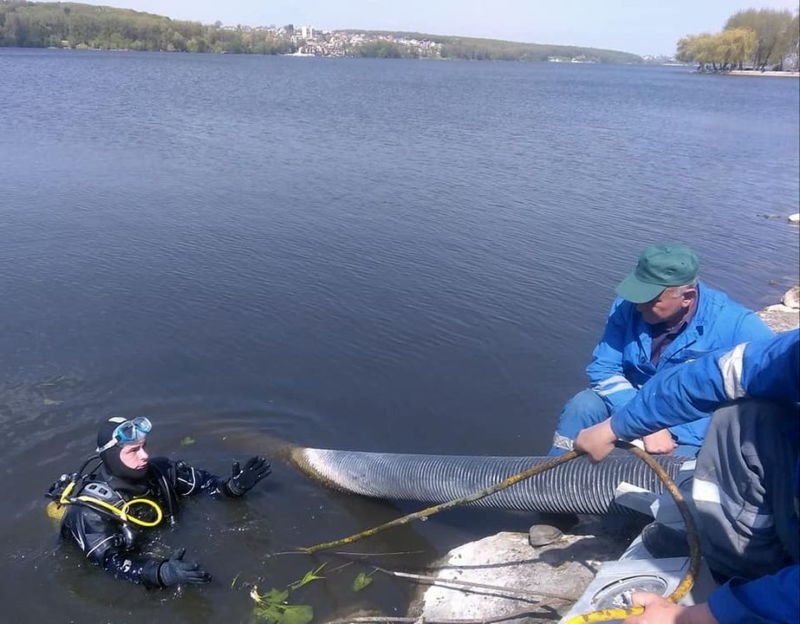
top-left (615, 244), bottom-right (699, 304)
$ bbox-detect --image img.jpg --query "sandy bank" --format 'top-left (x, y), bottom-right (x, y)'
top-left (728, 70), bottom-right (799, 78)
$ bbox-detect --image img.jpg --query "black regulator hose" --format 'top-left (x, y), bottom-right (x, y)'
top-left (290, 446), bottom-right (688, 515)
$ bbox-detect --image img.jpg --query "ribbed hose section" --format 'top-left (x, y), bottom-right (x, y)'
top-left (291, 447), bottom-right (687, 515)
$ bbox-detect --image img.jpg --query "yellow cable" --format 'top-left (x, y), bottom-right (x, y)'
top-left (56, 479), bottom-right (164, 527)
top-left (563, 442), bottom-right (701, 623)
top-left (121, 498), bottom-right (163, 527)
top-left (59, 481), bottom-right (76, 504)
top-left (75, 495), bottom-right (164, 527)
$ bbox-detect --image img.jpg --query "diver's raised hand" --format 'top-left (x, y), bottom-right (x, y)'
top-left (225, 456), bottom-right (271, 496)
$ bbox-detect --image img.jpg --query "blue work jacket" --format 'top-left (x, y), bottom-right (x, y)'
top-left (587, 282), bottom-right (773, 446)
top-left (611, 330), bottom-right (799, 623)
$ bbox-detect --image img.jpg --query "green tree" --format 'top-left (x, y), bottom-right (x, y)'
top-left (357, 40), bottom-right (403, 58)
top-left (725, 8), bottom-right (796, 69)
top-left (715, 28), bottom-right (757, 70)
top-left (676, 33), bottom-right (720, 69)
top-left (779, 14), bottom-right (799, 70)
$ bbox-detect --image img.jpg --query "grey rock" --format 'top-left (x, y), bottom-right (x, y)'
top-left (782, 285), bottom-right (800, 309)
top-left (529, 524), bottom-right (564, 547)
top-left (757, 285), bottom-right (799, 332)
top-left (409, 531), bottom-right (626, 624)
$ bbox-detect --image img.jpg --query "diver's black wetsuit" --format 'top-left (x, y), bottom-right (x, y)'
top-left (60, 457), bottom-right (237, 587)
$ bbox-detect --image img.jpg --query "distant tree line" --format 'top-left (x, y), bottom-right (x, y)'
top-left (1, 2), bottom-right (644, 63)
top-left (677, 8), bottom-right (799, 71)
top-left (353, 40), bottom-right (405, 58)
top-left (438, 37), bottom-right (626, 62)
top-left (343, 30), bottom-right (642, 64)
top-left (0, 1), bottom-right (296, 53)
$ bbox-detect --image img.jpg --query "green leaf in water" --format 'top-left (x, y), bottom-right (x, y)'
top-left (253, 601), bottom-right (285, 623)
top-left (180, 436), bottom-right (196, 446)
top-left (263, 588), bottom-right (290, 603)
top-left (288, 563), bottom-right (326, 591)
top-left (251, 564), bottom-right (326, 623)
top-left (253, 600), bottom-right (313, 624)
top-left (278, 604), bottom-right (314, 624)
top-left (352, 572), bottom-right (373, 592)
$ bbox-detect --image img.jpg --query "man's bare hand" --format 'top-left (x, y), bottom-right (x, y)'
top-left (574, 418), bottom-right (617, 461)
top-left (642, 429), bottom-right (678, 454)
top-left (624, 592), bottom-right (717, 624)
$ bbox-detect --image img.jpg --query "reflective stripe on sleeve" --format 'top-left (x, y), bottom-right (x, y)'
top-left (593, 375), bottom-right (636, 397)
top-left (717, 343), bottom-right (748, 400)
top-left (693, 477), bottom-right (774, 530)
top-left (692, 477), bottom-right (721, 505)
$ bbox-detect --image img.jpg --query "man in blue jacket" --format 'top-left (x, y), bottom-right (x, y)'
top-left (576, 329), bottom-right (799, 624)
top-left (548, 243), bottom-right (773, 456)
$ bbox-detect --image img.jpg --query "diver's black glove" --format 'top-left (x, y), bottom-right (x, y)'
top-left (158, 548), bottom-right (212, 587)
top-left (225, 456), bottom-right (271, 496)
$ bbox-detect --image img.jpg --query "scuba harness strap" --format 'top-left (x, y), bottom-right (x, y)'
top-left (148, 457), bottom-right (179, 525)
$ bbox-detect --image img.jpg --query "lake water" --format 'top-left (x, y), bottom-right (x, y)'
top-left (0, 48), bottom-right (798, 622)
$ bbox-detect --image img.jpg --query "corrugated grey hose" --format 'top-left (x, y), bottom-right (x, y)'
top-left (290, 447), bottom-right (688, 515)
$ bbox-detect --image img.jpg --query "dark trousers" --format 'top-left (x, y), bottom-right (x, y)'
top-left (692, 399), bottom-right (799, 580)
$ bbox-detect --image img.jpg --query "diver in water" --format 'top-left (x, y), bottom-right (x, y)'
top-left (48, 416), bottom-right (271, 588)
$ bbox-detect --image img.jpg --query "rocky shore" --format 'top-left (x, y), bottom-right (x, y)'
top-left (757, 285), bottom-right (800, 332)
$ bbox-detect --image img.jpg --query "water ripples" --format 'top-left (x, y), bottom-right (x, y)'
top-left (0, 50), bottom-right (797, 622)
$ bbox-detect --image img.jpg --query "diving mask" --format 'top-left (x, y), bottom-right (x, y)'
top-left (96, 417), bottom-right (152, 453)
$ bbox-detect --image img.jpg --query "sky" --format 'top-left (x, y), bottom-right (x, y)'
top-left (75, 1), bottom-right (800, 56)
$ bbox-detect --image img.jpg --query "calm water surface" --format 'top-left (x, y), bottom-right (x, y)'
top-left (1, 49), bottom-right (798, 622)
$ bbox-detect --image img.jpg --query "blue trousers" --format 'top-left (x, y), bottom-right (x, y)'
top-left (547, 389), bottom-right (700, 457)
top-left (548, 389), bottom-right (610, 456)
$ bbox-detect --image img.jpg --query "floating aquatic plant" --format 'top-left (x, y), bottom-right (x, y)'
top-left (250, 564), bottom-right (326, 624)
top-left (351, 571), bottom-right (374, 592)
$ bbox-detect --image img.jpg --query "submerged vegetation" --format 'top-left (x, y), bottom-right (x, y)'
top-left (0, 1), bottom-right (642, 63)
top-left (677, 8), bottom-right (799, 71)
top-left (250, 564), bottom-right (327, 624)
top-left (248, 564), bottom-right (374, 624)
